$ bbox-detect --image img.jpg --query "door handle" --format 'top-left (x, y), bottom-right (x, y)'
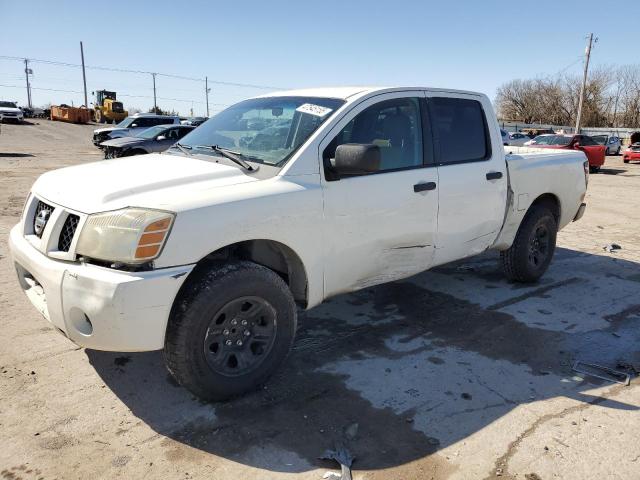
top-left (486, 171), bottom-right (503, 180)
top-left (414, 182), bottom-right (437, 192)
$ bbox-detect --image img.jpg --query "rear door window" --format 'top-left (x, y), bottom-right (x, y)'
top-left (428, 97), bottom-right (490, 165)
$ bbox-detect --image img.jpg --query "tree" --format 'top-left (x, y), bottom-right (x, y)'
top-left (495, 65), bottom-right (639, 128)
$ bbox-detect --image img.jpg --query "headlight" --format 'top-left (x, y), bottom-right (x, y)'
top-left (76, 208), bottom-right (174, 264)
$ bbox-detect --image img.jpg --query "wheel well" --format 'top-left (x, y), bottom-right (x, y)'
top-left (183, 240), bottom-right (308, 307)
top-left (530, 193), bottom-right (560, 223)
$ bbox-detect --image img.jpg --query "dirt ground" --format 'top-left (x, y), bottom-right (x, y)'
top-left (1, 120), bottom-right (639, 480)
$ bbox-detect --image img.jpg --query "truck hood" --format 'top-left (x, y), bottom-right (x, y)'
top-left (94, 126), bottom-right (127, 134)
top-left (0, 107), bottom-right (22, 114)
top-left (100, 136), bottom-right (146, 148)
top-left (32, 153), bottom-right (259, 214)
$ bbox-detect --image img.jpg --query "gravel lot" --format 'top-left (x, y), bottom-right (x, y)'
top-left (1, 120), bottom-right (639, 480)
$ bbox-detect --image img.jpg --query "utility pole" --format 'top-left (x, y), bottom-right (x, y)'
top-left (24, 59), bottom-right (32, 108)
top-left (80, 41), bottom-right (88, 107)
top-left (152, 73), bottom-right (157, 113)
top-left (575, 33), bottom-right (595, 133)
top-left (205, 76), bottom-right (210, 117)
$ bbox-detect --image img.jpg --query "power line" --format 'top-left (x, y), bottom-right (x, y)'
top-left (0, 83), bottom-right (229, 106)
top-left (0, 55), bottom-right (285, 90)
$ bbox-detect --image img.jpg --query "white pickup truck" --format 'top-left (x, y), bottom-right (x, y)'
top-left (9, 87), bottom-right (588, 400)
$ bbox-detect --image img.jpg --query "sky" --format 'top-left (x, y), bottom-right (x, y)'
top-left (1, 0), bottom-right (638, 116)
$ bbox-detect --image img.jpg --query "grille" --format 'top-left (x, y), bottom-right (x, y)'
top-left (33, 200), bottom-right (54, 238)
top-left (58, 214), bottom-right (80, 252)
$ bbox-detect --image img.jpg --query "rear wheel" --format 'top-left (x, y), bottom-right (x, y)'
top-left (606, 147), bottom-right (611, 155)
top-left (501, 204), bottom-right (557, 283)
top-left (589, 165), bottom-right (600, 173)
top-left (164, 261), bottom-right (297, 401)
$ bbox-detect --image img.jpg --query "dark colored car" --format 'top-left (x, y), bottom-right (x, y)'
top-left (529, 134), bottom-right (606, 173)
top-left (100, 124), bottom-right (195, 159)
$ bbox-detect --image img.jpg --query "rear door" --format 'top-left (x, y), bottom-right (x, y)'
top-left (426, 93), bottom-right (508, 265)
top-left (320, 92), bottom-right (439, 297)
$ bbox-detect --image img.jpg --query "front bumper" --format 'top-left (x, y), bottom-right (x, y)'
top-left (9, 224), bottom-right (194, 352)
top-left (0, 113), bottom-right (23, 122)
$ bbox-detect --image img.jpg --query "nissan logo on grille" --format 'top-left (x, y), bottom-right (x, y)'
top-left (34, 209), bottom-right (51, 237)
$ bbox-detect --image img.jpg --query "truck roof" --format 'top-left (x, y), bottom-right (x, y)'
top-left (256, 86), bottom-right (485, 100)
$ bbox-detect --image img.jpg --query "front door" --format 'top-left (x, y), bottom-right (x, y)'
top-left (320, 92), bottom-right (439, 298)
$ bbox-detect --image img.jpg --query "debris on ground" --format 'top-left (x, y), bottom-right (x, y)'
top-left (320, 444), bottom-right (354, 480)
top-left (603, 243), bottom-right (622, 253)
top-left (572, 361), bottom-right (631, 386)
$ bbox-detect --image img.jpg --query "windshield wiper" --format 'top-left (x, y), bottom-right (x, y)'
top-left (171, 142), bottom-right (193, 156)
top-left (194, 145), bottom-right (256, 171)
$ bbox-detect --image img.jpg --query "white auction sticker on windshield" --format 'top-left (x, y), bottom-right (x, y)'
top-left (296, 103), bottom-right (333, 117)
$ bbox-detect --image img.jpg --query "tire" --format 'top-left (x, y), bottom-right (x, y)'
top-left (606, 147), bottom-right (610, 155)
top-left (624, 160), bottom-right (629, 164)
top-left (164, 261), bottom-right (297, 401)
top-left (616, 147), bottom-right (621, 155)
top-left (501, 204), bottom-right (557, 283)
top-left (589, 165), bottom-right (600, 174)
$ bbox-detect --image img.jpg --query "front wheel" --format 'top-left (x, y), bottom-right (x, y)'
top-left (164, 261), bottom-right (297, 401)
top-left (501, 204), bottom-right (557, 283)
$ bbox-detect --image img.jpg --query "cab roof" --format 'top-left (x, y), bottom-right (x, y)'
top-left (255, 86), bottom-right (486, 100)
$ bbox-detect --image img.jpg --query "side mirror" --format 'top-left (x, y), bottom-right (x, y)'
top-left (573, 142), bottom-right (581, 148)
top-left (156, 135), bottom-right (166, 141)
top-left (333, 144), bottom-right (381, 175)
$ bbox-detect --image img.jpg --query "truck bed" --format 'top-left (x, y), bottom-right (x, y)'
top-left (491, 146), bottom-right (587, 250)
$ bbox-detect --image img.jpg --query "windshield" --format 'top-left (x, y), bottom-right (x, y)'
top-left (135, 125), bottom-right (168, 139)
top-left (178, 96), bottom-right (345, 166)
top-left (0, 101), bottom-right (18, 108)
top-left (532, 135), bottom-right (553, 144)
top-left (116, 117), bottom-right (135, 128)
top-left (591, 135), bottom-right (607, 145)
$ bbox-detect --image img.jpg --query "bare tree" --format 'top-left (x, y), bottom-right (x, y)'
top-left (495, 65), bottom-right (639, 128)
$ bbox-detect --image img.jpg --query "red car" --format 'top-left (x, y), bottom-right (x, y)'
top-left (623, 143), bottom-right (640, 164)
top-left (529, 134), bottom-right (606, 173)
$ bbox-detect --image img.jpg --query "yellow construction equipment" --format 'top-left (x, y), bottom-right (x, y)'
top-left (93, 90), bottom-right (128, 124)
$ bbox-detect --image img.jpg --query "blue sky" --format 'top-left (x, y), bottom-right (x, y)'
top-left (1, 0), bottom-right (638, 116)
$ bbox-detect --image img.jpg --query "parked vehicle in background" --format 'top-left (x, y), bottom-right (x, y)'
top-left (623, 143), bottom-right (640, 164)
top-left (524, 134), bottom-right (554, 146)
top-left (0, 101), bottom-right (24, 123)
top-left (529, 134), bottom-right (605, 172)
top-left (508, 131), bottom-right (529, 146)
top-left (521, 128), bottom-right (555, 138)
top-left (101, 124), bottom-right (195, 158)
top-left (92, 114), bottom-right (181, 146)
top-left (591, 134), bottom-right (621, 155)
top-left (500, 129), bottom-right (509, 145)
top-left (181, 116), bottom-right (208, 126)
top-left (9, 86), bottom-right (589, 401)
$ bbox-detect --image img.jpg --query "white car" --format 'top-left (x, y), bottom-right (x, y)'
top-left (9, 86), bottom-right (588, 400)
top-left (591, 135), bottom-right (621, 155)
top-left (508, 131), bottom-right (530, 146)
top-left (92, 113), bottom-right (181, 146)
top-left (0, 101), bottom-right (24, 123)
